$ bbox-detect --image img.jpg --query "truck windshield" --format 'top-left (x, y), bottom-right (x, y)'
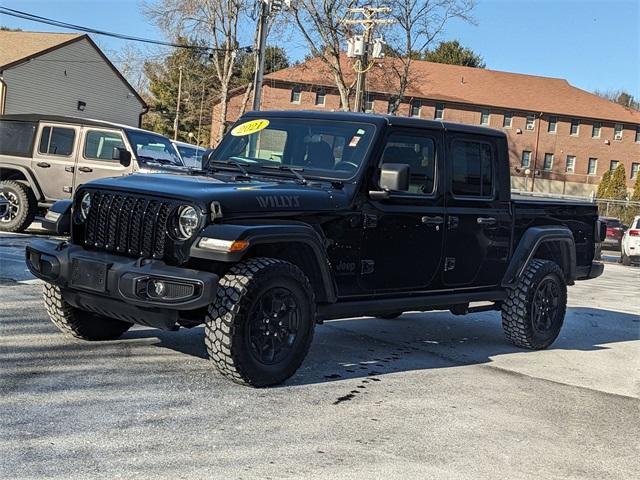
top-left (211, 118), bottom-right (376, 180)
top-left (126, 131), bottom-right (184, 166)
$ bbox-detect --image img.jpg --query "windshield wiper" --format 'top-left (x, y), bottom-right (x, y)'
top-left (261, 165), bottom-right (307, 185)
top-left (209, 159), bottom-right (252, 179)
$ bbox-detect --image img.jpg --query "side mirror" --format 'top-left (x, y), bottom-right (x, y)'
top-left (380, 163), bottom-right (410, 191)
top-left (112, 147), bottom-right (132, 167)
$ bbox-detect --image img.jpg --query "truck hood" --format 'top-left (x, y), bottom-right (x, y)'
top-left (82, 173), bottom-right (349, 215)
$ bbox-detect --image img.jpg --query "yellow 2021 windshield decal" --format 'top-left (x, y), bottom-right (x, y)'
top-left (230, 119), bottom-right (270, 136)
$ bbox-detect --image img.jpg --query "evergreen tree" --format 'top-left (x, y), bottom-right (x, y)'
top-left (596, 170), bottom-right (611, 198)
top-left (142, 38), bottom-right (217, 145)
top-left (631, 172), bottom-right (640, 202)
top-left (423, 41), bottom-right (485, 68)
top-left (608, 165), bottom-right (628, 200)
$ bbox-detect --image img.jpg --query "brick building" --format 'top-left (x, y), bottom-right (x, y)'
top-left (213, 55), bottom-right (640, 195)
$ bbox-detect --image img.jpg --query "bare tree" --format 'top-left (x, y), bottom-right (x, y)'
top-left (386, 0), bottom-right (475, 114)
top-left (145, 0), bottom-right (248, 144)
top-left (288, 0), bottom-right (356, 110)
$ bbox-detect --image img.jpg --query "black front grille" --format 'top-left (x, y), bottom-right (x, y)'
top-left (84, 192), bottom-right (177, 260)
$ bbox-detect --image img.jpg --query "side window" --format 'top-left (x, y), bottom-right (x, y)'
top-left (451, 139), bottom-right (494, 198)
top-left (84, 130), bottom-right (125, 160)
top-left (38, 126), bottom-right (75, 156)
top-left (379, 132), bottom-right (436, 195)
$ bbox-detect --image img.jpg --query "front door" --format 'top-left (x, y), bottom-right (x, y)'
top-left (74, 128), bottom-right (133, 188)
top-left (31, 123), bottom-right (79, 200)
top-left (359, 129), bottom-right (444, 293)
top-left (443, 134), bottom-right (511, 287)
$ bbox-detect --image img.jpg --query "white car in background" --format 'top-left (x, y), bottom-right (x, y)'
top-left (172, 140), bottom-right (206, 169)
top-left (621, 215), bottom-right (640, 266)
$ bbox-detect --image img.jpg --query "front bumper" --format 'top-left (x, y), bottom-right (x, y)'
top-left (26, 239), bottom-right (218, 329)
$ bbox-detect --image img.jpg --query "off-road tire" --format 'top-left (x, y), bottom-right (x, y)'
top-left (501, 259), bottom-right (567, 350)
top-left (0, 180), bottom-right (37, 233)
top-left (621, 253), bottom-right (631, 266)
top-left (205, 257), bottom-right (316, 387)
top-left (43, 283), bottom-right (132, 340)
top-left (376, 312), bottom-right (403, 319)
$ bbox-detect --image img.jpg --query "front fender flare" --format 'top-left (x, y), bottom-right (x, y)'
top-left (0, 164), bottom-right (44, 201)
top-left (190, 221), bottom-right (337, 302)
top-left (502, 226), bottom-right (576, 288)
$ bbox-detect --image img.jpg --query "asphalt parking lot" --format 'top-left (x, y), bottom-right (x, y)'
top-left (1, 230), bottom-right (638, 479)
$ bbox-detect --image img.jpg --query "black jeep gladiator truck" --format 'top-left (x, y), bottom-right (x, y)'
top-left (26, 111), bottom-right (604, 387)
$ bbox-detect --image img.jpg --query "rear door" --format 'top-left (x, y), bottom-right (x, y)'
top-left (31, 123), bottom-right (78, 200)
top-left (443, 134), bottom-right (511, 287)
top-left (74, 128), bottom-right (133, 188)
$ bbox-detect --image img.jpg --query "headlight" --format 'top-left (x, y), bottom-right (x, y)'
top-left (176, 206), bottom-right (199, 240)
top-left (78, 192), bottom-right (91, 222)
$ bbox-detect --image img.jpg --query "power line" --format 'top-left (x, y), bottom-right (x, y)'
top-left (0, 6), bottom-right (252, 53)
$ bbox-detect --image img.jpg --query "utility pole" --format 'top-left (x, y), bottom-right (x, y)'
top-left (173, 65), bottom-right (183, 141)
top-left (251, 0), bottom-right (289, 111)
top-left (344, 7), bottom-right (393, 112)
top-left (251, 1), bottom-right (269, 111)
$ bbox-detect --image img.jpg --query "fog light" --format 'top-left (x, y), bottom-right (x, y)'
top-left (198, 237), bottom-right (249, 253)
top-left (149, 279), bottom-right (167, 298)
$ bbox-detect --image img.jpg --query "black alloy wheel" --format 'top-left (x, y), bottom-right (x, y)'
top-left (247, 286), bottom-right (302, 366)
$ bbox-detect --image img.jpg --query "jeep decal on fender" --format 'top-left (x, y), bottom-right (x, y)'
top-left (256, 195), bottom-right (301, 208)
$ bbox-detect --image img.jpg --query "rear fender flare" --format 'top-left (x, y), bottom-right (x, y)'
top-left (502, 226), bottom-right (576, 288)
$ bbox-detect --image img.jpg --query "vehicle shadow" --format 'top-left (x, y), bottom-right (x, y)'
top-left (122, 305), bottom-right (640, 387)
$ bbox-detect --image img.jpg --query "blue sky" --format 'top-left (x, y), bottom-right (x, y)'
top-left (1, 0), bottom-right (638, 97)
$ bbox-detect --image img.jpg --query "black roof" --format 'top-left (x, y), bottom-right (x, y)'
top-left (242, 109), bottom-right (507, 138)
top-left (0, 114), bottom-right (143, 132)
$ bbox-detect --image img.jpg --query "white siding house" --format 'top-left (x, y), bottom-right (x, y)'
top-left (0, 31), bottom-right (146, 126)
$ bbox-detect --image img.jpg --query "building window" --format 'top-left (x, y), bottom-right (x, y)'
top-left (565, 155), bottom-right (576, 173)
top-left (592, 122), bottom-right (601, 138)
top-left (290, 86), bottom-right (301, 104)
top-left (364, 94), bottom-right (375, 113)
top-left (631, 163), bottom-right (639, 179)
top-left (543, 153), bottom-right (554, 171)
top-left (410, 100), bottom-right (421, 117)
top-left (614, 123), bottom-right (623, 140)
top-left (526, 114), bottom-right (535, 130)
top-left (480, 109), bottom-right (490, 125)
top-left (636, 126), bottom-right (640, 143)
top-left (548, 116), bottom-right (557, 133)
top-left (434, 102), bottom-right (444, 120)
top-left (570, 119), bottom-right (580, 136)
top-left (610, 160), bottom-right (620, 171)
top-left (314, 89), bottom-right (325, 106)
top-left (503, 112), bottom-right (513, 128)
top-left (521, 150), bottom-right (531, 167)
top-left (588, 158), bottom-right (597, 175)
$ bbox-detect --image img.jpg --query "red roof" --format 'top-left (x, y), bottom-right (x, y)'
top-left (265, 55), bottom-right (640, 124)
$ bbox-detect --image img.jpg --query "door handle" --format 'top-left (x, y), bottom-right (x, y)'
top-left (65, 166), bottom-right (75, 173)
top-left (37, 162), bottom-right (50, 168)
top-left (422, 215), bottom-right (444, 225)
top-left (477, 217), bottom-right (497, 225)
top-left (78, 166), bottom-right (93, 173)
